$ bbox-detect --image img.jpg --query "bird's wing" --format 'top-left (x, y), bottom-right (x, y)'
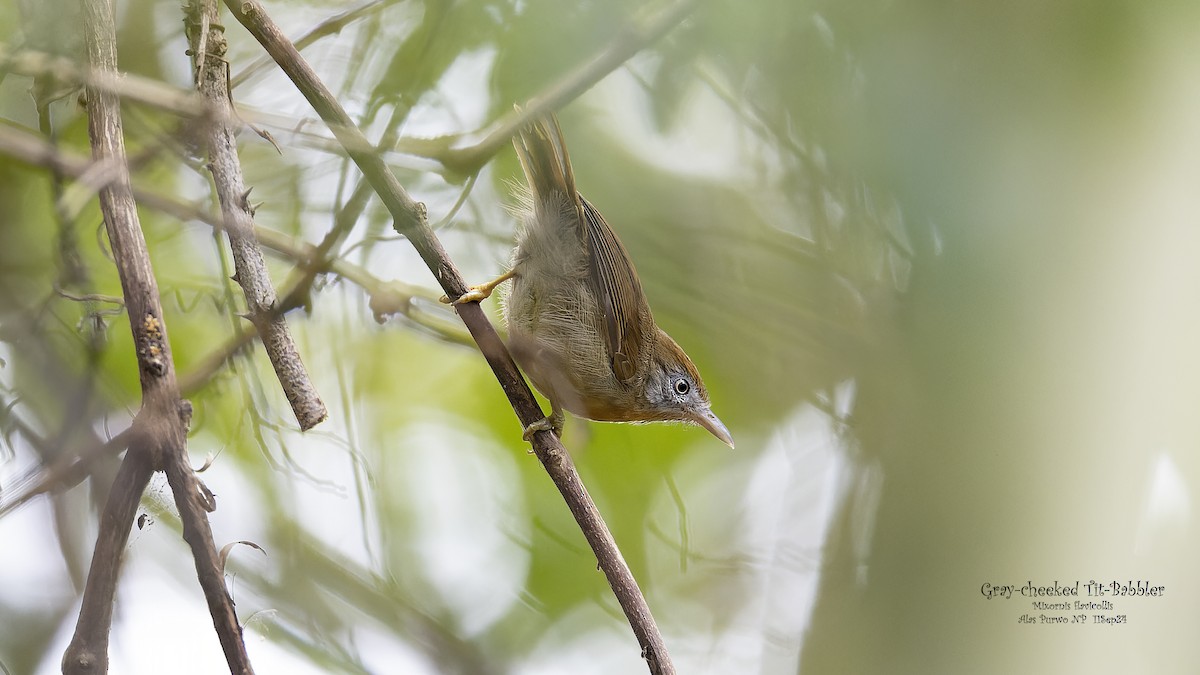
top-left (513, 110), bottom-right (651, 385)
top-left (582, 197), bottom-right (651, 385)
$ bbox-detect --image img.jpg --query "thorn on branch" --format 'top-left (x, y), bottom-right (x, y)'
top-left (252, 126), bottom-right (281, 154)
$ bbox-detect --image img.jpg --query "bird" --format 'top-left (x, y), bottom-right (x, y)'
top-left (447, 110), bottom-right (733, 448)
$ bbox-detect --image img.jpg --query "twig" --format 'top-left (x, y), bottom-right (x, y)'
top-left (0, 43), bottom-right (376, 159)
top-left (229, 0), bottom-right (399, 89)
top-left (222, 1), bottom-right (680, 672)
top-left (9, 15), bottom-right (711, 182)
top-left (0, 428), bottom-right (132, 518)
top-left (61, 435), bottom-right (155, 675)
top-left (64, 1), bottom-right (254, 673)
top-left (243, 530), bottom-right (499, 674)
top-left (393, 0), bottom-right (700, 175)
top-left (0, 121), bottom-right (471, 369)
top-left (184, 0), bottom-right (327, 431)
top-left (53, 287), bottom-right (125, 305)
top-left (0, 43), bottom-right (208, 123)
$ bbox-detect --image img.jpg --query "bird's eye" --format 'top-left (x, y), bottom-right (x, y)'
top-left (673, 378), bottom-right (690, 395)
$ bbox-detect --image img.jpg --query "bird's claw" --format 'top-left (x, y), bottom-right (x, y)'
top-left (441, 270), bottom-right (517, 306)
top-left (522, 411), bottom-right (564, 441)
top-left (439, 286), bottom-right (490, 305)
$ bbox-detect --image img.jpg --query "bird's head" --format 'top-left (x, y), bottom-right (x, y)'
top-left (638, 330), bottom-right (734, 448)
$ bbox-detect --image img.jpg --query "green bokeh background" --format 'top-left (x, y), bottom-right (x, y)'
top-left (1, 0), bottom-right (1198, 673)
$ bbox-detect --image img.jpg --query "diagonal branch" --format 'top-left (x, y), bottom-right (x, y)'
top-left (394, 0), bottom-right (700, 175)
top-left (229, 0), bottom-right (400, 89)
top-left (0, 427), bottom-right (132, 519)
top-left (0, 43), bottom-right (377, 160)
top-left (223, 1), bottom-right (683, 673)
top-left (183, 0), bottom-right (327, 431)
top-left (64, 1), bottom-right (254, 673)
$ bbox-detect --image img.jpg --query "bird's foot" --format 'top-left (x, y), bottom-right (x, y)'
top-left (440, 270), bottom-right (516, 305)
top-left (522, 410), bottom-right (564, 442)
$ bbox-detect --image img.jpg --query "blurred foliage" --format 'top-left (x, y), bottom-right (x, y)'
top-left (2, 0), bottom-right (1199, 674)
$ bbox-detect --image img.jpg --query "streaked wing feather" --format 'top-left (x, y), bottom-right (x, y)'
top-left (513, 110), bottom-right (650, 385)
top-left (582, 197), bottom-right (649, 384)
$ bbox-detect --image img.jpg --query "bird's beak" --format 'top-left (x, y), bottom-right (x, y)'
top-left (692, 408), bottom-right (735, 449)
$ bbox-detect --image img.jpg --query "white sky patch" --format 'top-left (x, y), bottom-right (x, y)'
top-left (396, 417), bottom-right (531, 636)
top-left (404, 47), bottom-right (498, 138)
top-left (592, 64), bottom-right (747, 182)
top-left (641, 386), bottom-right (858, 674)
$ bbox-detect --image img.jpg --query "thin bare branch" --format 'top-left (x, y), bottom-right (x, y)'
top-left (222, 1), bottom-right (683, 671)
top-left (0, 123), bottom-right (471, 386)
top-left (0, 43), bottom-right (377, 159)
top-left (184, 0), bottom-right (327, 431)
top-left (64, 1), bottom-right (254, 673)
top-left (61, 434), bottom-right (155, 675)
top-left (230, 0), bottom-right (399, 89)
top-left (6, 0), bottom-right (698, 182)
top-left (0, 43), bottom-right (202, 119)
top-left (393, 0), bottom-right (700, 175)
top-left (0, 428), bottom-right (132, 519)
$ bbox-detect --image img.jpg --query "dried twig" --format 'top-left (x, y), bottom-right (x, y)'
top-left (63, 1), bottom-right (254, 673)
top-left (184, 0), bottom-right (327, 431)
top-left (0, 43), bottom-right (376, 159)
top-left (229, 0), bottom-right (399, 89)
top-left (0, 428), bottom-right (131, 518)
top-left (394, 0), bottom-right (700, 175)
top-left (0, 124), bottom-right (471, 394)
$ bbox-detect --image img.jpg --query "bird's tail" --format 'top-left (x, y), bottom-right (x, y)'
top-left (512, 107), bottom-right (583, 221)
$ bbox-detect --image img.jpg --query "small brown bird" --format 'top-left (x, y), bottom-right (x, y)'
top-left (450, 111), bottom-right (733, 448)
